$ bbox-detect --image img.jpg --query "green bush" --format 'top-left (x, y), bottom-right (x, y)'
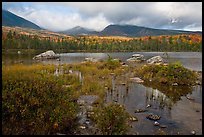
top-left (92, 103), bottom-right (130, 135)
top-left (137, 62), bottom-right (197, 85)
top-left (102, 55), bottom-right (121, 70)
top-left (2, 65), bottom-right (79, 135)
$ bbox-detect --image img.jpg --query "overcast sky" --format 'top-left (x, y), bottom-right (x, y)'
top-left (2, 2), bottom-right (202, 32)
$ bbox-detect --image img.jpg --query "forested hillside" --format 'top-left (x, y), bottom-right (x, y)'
top-left (2, 26), bottom-right (202, 52)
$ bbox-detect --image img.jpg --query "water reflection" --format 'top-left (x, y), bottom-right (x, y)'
top-left (105, 75), bottom-right (202, 135)
top-left (143, 82), bottom-right (193, 103)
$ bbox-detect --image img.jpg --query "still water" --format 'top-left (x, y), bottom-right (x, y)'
top-left (2, 52), bottom-right (202, 71)
top-left (2, 52), bottom-right (202, 135)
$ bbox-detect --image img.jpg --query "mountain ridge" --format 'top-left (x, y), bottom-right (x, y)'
top-left (2, 9), bottom-right (201, 37)
top-left (58, 24), bottom-right (202, 37)
top-left (2, 9), bottom-right (41, 30)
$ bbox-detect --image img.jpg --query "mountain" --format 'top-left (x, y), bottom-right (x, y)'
top-left (99, 24), bottom-right (202, 37)
top-left (60, 26), bottom-right (98, 35)
top-left (2, 9), bottom-right (41, 30)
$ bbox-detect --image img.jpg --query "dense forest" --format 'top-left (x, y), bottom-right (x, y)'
top-left (2, 30), bottom-right (202, 52)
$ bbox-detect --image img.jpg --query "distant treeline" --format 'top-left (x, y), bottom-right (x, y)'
top-left (2, 30), bottom-right (202, 52)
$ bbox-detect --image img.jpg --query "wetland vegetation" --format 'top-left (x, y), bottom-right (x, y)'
top-left (2, 57), bottom-right (201, 135)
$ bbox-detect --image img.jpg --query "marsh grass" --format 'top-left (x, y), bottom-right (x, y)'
top-left (2, 58), bottom-right (198, 135)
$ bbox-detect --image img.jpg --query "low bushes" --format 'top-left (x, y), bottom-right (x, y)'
top-left (2, 65), bottom-right (79, 135)
top-left (136, 61), bottom-right (198, 85)
top-left (91, 103), bottom-right (130, 135)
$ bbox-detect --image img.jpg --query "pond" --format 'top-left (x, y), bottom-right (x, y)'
top-left (2, 52), bottom-right (202, 72)
top-left (105, 79), bottom-right (202, 135)
top-left (2, 51), bottom-right (202, 135)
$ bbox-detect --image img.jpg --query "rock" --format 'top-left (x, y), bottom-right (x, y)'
top-left (195, 80), bottom-right (201, 85)
top-left (87, 112), bottom-right (94, 118)
top-left (122, 65), bottom-right (129, 67)
top-left (186, 96), bottom-right (195, 101)
top-left (159, 124), bottom-right (167, 128)
top-left (191, 130), bottom-right (196, 135)
top-left (130, 77), bottom-right (144, 83)
top-left (129, 116), bottom-right (138, 121)
top-left (79, 125), bottom-right (86, 129)
top-left (62, 85), bottom-right (72, 88)
top-left (56, 133), bottom-right (66, 135)
top-left (87, 106), bottom-right (93, 112)
top-left (146, 114), bottom-right (161, 121)
top-left (77, 95), bottom-right (99, 105)
top-left (33, 50), bottom-right (59, 60)
top-left (154, 121), bottom-right (160, 126)
top-left (120, 62), bottom-right (126, 65)
top-left (112, 58), bottom-right (121, 62)
top-left (172, 83), bottom-right (178, 86)
top-left (84, 57), bottom-right (98, 62)
top-left (132, 54), bottom-right (144, 59)
top-left (146, 56), bottom-right (164, 64)
top-left (146, 104), bottom-right (151, 108)
top-left (135, 109), bottom-right (148, 113)
top-left (77, 100), bottom-right (85, 106)
top-left (127, 54), bottom-right (145, 62)
top-left (110, 73), bottom-right (115, 75)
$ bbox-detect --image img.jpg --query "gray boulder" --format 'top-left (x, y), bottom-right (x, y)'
top-left (127, 54), bottom-right (145, 62)
top-left (146, 56), bottom-right (164, 64)
top-left (33, 50), bottom-right (59, 60)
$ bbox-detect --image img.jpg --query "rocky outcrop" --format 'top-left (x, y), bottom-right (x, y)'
top-left (33, 50), bottom-right (59, 60)
top-left (127, 54), bottom-right (145, 62)
top-left (146, 56), bottom-right (164, 64)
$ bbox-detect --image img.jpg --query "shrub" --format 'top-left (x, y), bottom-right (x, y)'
top-left (137, 62), bottom-right (198, 85)
top-left (102, 54), bottom-right (121, 70)
top-left (92, 103), bottom-right (130, 135)
top-left (2, 65), bottom-right (79, 135)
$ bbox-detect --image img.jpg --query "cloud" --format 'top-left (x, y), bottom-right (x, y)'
top-left (2, 2), bottom-right (202, 31)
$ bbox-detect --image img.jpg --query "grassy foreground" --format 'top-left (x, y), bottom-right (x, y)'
top-left (2, 59), bottom-right (200, 135)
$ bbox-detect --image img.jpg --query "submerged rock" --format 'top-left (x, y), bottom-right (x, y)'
top-left (159, 124), bottom-right (167, 128)
top-left (135, 109), bottom-right (148, 113)
top-left (33, 50), bottom-right (59, 60)
top-left (146, 114), bottom-right (161, 121)
top-left (146, 56), bottom-right (164, 64)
